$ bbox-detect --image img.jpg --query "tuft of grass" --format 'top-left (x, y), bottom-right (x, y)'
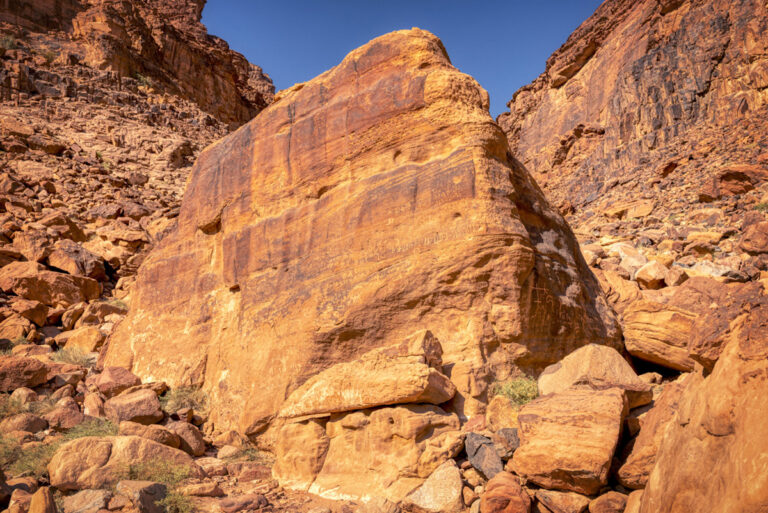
top-left (133, 72), bottom-right (152, 87)
top-left (755, 202), bottom-right (768, 212)
top-left (62, 418), bottom-right (117, 440)
top-left (106, 298), bottom-right (129, 310)
top-left (158, 491), bottom-right (194, 513)
top-left (0, 35), bottom-right (16, 50)
top-left (50, 347), bottom-right (94, 368)
top-left (160, 387), bottom-right (208, 416)
top-left (220, 446), bottom-right (273, 465)
top-left (129, 459), bottom-right (193, 488)
top-left (41, 49), bottom-right (56, 65)
top-left (0, 435), bottom-right (20, 467)
top-left (489, 376), bottom-right (539, 409)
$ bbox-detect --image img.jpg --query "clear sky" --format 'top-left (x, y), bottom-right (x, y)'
top-left (201, 1), bottom-right (603, 118)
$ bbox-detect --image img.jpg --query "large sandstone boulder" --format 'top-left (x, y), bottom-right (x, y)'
top-left (538, 344), bottom-right (651, 408)
top-left (638, 306), bottom-right (768, 512)
top-left (622, 300), bottom-right (696, 371)
top-left (274, 404), bottom-right (459, 503)
top-left (0, 356), bottom-right (49, 391)
top-left (511, 388), bottom-right (627, 495)
top-left (403, 460), bottom-right (464, 513)
top-left (279, 330), bottom-right (454, 419)
top-left (102, 28), bottom-right (619, 435)
top-left (48, 436), bottom-right (201, 490)
top-left (0, 261), bottom-right (100, 308)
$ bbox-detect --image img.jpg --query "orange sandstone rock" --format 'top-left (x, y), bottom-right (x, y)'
top-left (102, 28), bottom-right (619, 437)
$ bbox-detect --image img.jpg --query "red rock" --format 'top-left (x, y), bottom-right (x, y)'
top-left (104, 389), bottom-right (163, 425)
top-left (480, 472), bottom-right (530, 513)
top-left (103, 28), bottom-right (619, 436)
top-left (740, 221), bottom-right (768, 255)
top-left (47, 240), bottom-right (108, 281)
top-left (164, 421), bottom-right (205, 456)
top-left (588, 492), bottom-right (627, 513)
top-left (0, 261), bottom-right (101, 308)
top-left (86, 366), bottom-right (141, 398)
top-left (0, 356), bottom-right (49, 391)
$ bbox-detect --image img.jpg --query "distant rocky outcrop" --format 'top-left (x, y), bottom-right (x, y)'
top-left (497, 0), bottom-right (768, 247)
top-left (102, 28), bottom-right (619, 445)
top-left (0, 0), bottom-right (274, 124)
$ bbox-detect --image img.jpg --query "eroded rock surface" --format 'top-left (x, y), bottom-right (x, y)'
top-left (103, 28), bottom-right (619, 438)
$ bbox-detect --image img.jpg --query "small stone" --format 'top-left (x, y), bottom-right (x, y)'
top-left (588, 491), bottom-right (628, 513)
top-left (466, 433), bottom-right (504, 480)
top-left (115, 480), bottom-right (167, 513)
top-left (404, 460), bottom-right (463, 513)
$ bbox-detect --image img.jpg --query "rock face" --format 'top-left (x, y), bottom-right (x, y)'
top-left (638, 306), bottom-right (768, 512)
top-left (0, 0), bottom-right (273, 124)
top-left (497, 0), bottom-right (768, 220)
top-left (103, 28), bottom-right (619, 437)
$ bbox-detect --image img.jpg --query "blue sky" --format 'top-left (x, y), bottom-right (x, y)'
top-left (202, 1), bottom-right (602, 118)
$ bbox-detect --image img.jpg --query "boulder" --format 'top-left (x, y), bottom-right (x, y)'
top-left (403, 460), bottom-right (464, 513)
top-left (218, 494), bottom-right (268, 513)
top-left (485, 395), bottom-right (519, 432)
top-left (279, 330), bottom-right (455, 419)
top-left (60, 489), bottom-right (112, 513)
top-left (0, 413), bottom-right (47, 434)
top-left (634, 261), bottom-right (667, 290)
top-left (47, 239), bottom-right (107, 281)
top-left (0, 356), bottom-right (49, 391)
top-left (465, 433), bottom-right (504, 479)
top-left (102, 28), bottom-right (619, 435)
top-left (0, 261), bottom-right (100, 307)
top-left (104, 389), bottom-right (163, 425)
top-left (87, 367), bottom-right (141, 398)
top-left (588, 492), bottom-right (627, 513)
top-left (618, 379), bottom-right (686, 488)
top-left (638, 305), bottom-right (768, 513)
top-left (276, 404), bottom-right (459, 502)
top-left (118, 421), bottom-right (181, 449)
top-left (534, 490), bottom-right (589, 513)
top-left (28, 487), bottom-right (56, 513)
top-left (42, 405), bottom-right (85, 431)
top-left (622, 300), bottom-right (696, 371)
top-left (480, 471), bottom-right (530, 513)
top-left (164, 421), bottom-right (205, 456)
top-left (115, 480), bottom-right (166, 513)
top-left (57, 326), bottom-right (105, 353)
top-left (740, 221), bottom-right (768, 254)
top-left (538, 344), bottom-right (651, 408)
top-left (511, 388), bottom-right (627, 495)
top-left (48, 436), bottom-right (201, 490)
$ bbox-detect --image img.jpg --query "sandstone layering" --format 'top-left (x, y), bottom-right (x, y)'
top-left (103, 28), bottom-right (619, 438)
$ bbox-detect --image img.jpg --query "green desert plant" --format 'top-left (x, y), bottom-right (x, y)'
top-left (7, 440), bottom-right (60, 478)
top-left (157, 491), bottom-right (194, 513)
top-left (50, 347), bottom-right (94, 368)
top-left (129, 459), bottom-right (193, 487)
top-left (160, 387), bottom-right (208, 415)
top-left (0, 435), bottom-right (19, 468)
top-left (489, 376), bottom-right (539, 409)
top-left (133, 72), bottom-right (152, 87)
top-left (755, 202), bottom-right (768, 212)
top-left (220, 445), bottom-right (274, 465)
top-left (0, 35), bottom-right (16, 50)
top-left (106, 298), bottom-right (129, 310)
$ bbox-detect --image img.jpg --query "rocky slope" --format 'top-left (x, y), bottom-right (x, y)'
top-left (1, 0), bottom-right (274, 125)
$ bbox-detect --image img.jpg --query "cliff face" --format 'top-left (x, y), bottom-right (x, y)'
top-left (102, 28), bottom-right (619, 438)
top-left (1, 0), bottom-right (274, 124)
top-left (498, 0), bottom-right (768, 218)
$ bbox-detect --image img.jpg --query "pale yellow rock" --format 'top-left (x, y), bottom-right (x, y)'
top-left (634, 261), bottom-right (668, 290)
top-left (485, 395), bottom-right (519, 431)
top-left (272, 419), bottom-right (330, 492)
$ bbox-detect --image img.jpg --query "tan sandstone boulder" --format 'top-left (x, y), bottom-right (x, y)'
top-left (638, 305), bottom-right (768, 512)
top-left (104, 389), bottom-right (163, 425)
top-left (48, 436), bottom-right (201, 490)
top-left (403, 459), bottom-right (464, 513)
top-left (538, 344), bottom-right (651, 408)
top-left (511, 388), bottom-right (627, 495)
top-left (0, 261), bottom-right (100, 307)
top-left (622, 300), bottom-right (696, 371)
top-left (275, 404), bottom-right (459, 503)
top-left (102, 28), bottom-right (619, 435)
top-left (118, 421), bottom-right (181, 449)
top-left (279, 330), bottom-right (454, 419)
